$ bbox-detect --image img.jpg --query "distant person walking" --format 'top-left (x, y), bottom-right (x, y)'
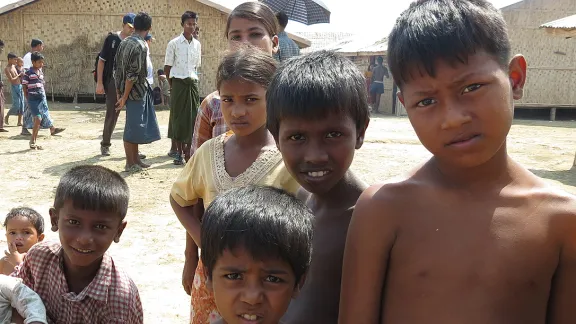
top-left (97, 13), bottom-right (135, 156)
top-left (21, 39), bottom-right (44, 136)
top-left (164, 11), bottom-right (201, 165)
top-left (370, 56), bottom-right (389, 113)
top-left (114, 12), bottom-right (161, 171)
top-left (0, 40), bottom-right (6, 133)
top-left (274, 11), bottom-right (300, 62)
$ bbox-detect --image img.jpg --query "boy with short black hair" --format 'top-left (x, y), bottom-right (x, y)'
top-left (201, 186), bottom-right (314, 324)
top-left (266, 50), bottom-right (370, 324)
top-left (14, 165), bottom-right (143, 323)
top-left (4, 53), bottom-right (25, 127)
top-left (339, 1), bottom-right (576, 323)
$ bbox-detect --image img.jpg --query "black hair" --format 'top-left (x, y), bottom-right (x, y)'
top-left (157, 69), bottom-right (165, 75)
top-left (216, 45), bottom-right (278, 90)
top-left (226, 2), bottom-right (278, 38)
top-left (54, 165), bottom-right (130, 220)
top-left (201, 186), bottom-right (314, 284)
top-left (7, 53), bottom-right (17, 60)
top-left (30, 39), bottom-right (42, 48)
top-left (134, 12), bottom-right (152, 32)
top-left (181, 11), bottom-right (198, 25)
top-left (4, 207), bottom-right (44, 235)
top-left (0, 40), bottom-right (4, 47)
top-left (31, 52), bottom-right (44, 62)
top-left (377, 56), bottom-right (383, 64)
top-left (276, 11), bottom-right (289, 29)
top-left (267, 50), bottom-right (369, 139)
top-left (387, 0), bottom-right (511, 86)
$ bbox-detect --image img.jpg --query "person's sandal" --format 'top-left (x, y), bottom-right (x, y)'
top-left (51, 128), bottom-right (65, 136)
top-left (173, 155), bottom-right (184, 165)
top-left (29, 142), bottom-right (43, 150)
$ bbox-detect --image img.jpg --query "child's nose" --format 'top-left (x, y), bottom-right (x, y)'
top-left (240, 283), bottom-right (264, 305)
top-left (441, 102), bottom-right (472, 130)
top-left (304, 140), bottom-right (329, 164)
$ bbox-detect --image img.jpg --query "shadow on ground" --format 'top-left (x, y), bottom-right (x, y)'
top-left (530, 167), bottom-right (576, 188)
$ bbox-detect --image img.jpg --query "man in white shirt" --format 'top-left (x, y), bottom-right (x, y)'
top-left (164, 11), bottom-right (201, 165)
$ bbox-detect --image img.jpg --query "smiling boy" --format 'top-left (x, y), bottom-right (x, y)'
top-left (339, 1), bottom-right (576, 323)
top-left (266, 50), bottom-right (370, 323)
top-left (14, 165), bottom-right (143, 324)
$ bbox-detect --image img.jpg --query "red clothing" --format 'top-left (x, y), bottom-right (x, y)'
top-left (15, 241), bottom-right (143, 324)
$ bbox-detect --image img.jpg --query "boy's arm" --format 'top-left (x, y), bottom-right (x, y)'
top-left (170, 196), bottom-right (202, 245)
top-left (339, 185), bottom-right (398, 324)
top-left (10, 281), bottom-right (47, 324)
top-left (546, 204), bottom-right (576, 323)
top-left (164, 41), bottom-right (175, 88)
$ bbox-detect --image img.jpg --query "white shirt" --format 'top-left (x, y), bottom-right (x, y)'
top-left (23, 52), bottom-right (32, 70)
top-left (164, 34), bottom-right (201, 80)
top-left (0, 275), bottom-right (47, 324)
top-left (146, 43), bottom-right (154, 85)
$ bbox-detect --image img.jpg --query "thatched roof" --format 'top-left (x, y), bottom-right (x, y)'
top-left (540, 14), bottom-right (576, 37)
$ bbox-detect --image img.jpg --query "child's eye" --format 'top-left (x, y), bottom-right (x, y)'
top-left (95, 224), bottom-right (108, 230)
top-left (222, 98), bottom-right (232, 103)
top-left (246, 97), bottom-right (258, 103)
top-left (224, 273), bottom-right (242, 280)
top-left (24, 231), bottom-right (31, 235)
top-left (67, 219), bottom-right (80, 225)
top-left (288, 134), bottom-right (305, 141)
top-left (8, 232), bottom-right (15, 235)
top-left (250, 33), bottom-right (264, 38)
top-left (326, 131), bottom-right (342, 138)
top-left (463, 84), bottom-right (482, 93)
top-left (416, 98), bottom-right (436, 108)
top-left (265, 276), bottom-right (283, 283)
top-left (230, 35), bottom-right (241, 41)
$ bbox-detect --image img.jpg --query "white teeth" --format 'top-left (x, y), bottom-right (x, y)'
top-left (307, 171), bottom-right (328, 178)
top-left (74, 247), bottom-right (92, 253)
top-left (241, 314), bottom-right (258, 321)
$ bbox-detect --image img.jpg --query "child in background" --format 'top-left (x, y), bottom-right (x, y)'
top-left (4, 53), bottom-right (24, 126)
top-left (158, 69), bottom-right (170, 106)
top-left (201, 186), bottom-right (313, 324)
top-left (0, 207), bottom-right (45, 275)
top-left (170, 47), bottom-right (299, 323)
top-left (14, 165), bottom-right (143, 323)
top-left (21, 52), bottom-right (64, 150)
top-left (339, 0), bottom-right (576, 323)
top-left (266, 50), bottom-right (370, 324)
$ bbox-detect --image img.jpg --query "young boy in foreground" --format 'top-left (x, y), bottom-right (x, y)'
top-left (202, 186), bottom-right (313, 324)
top-left (267, 50), bottom-right (370, 323)
top-left (339, 1), bottom-right (576, 323)
top-left (14, 165), bottom-right (143, 323)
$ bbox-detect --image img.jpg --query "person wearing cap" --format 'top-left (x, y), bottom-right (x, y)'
top-left (96, 13), bottom-right (135, 157)
top-left (164, 11), bottom-right (201, 165)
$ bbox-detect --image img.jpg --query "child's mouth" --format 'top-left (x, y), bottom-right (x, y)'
top-left (72, 247), bottom-right (94, 254)
top-left (239, 314), bottom-right (262, 322)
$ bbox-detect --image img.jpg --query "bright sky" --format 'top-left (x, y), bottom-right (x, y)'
top-left (0, 0), bottom-right (522, 34)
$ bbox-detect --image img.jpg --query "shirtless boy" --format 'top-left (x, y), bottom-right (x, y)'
top-left (339, 1), bottom-right (576, 323)
top-left (4, 53), bottom-right (24, 126)
top-left (267, 50), bottom-right (370, 323)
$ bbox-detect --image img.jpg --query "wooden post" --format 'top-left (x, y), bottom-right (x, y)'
top-left (550, 107), bottom-right (557, 121)
top-left (573, 150), bottom-right (576, 167)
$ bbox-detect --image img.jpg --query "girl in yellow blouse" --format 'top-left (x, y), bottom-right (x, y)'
top-left (170, 47), bottom-right (299, 324)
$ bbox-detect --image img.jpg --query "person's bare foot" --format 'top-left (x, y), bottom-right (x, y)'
top-left (138, 161), bottom-right (150, 168)
top-left (0, 128), bottom-right (8, 132)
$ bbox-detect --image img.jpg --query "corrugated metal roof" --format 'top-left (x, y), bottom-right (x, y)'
top-left (0, 0), bottom-right (37, 16)
top-left (321, 34), bottom-right (387, 56)
top-left (540, 14), bottom-right (576, 30)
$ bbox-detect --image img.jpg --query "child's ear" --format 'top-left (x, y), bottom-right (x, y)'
top-left (48, 208), bottom-right (58, 232)
top-left (397, 91), bottom-right (405, 107)
top-left (271, 35), bottom-right (279, 54)
top-left (37, 233), bottom-right (45, 242)
top-left (508, 54), bottom-right (527, 100)
top-left (291, 272), bottom-right (307, 299)
top-left (113, 220), bottom-right (128, 244)
top-left (355, 119), bottom-right (370, 149)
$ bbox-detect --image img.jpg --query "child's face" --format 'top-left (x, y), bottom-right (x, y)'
top-left (5, 216), bottom-right (44, 254)
top-left (32, 59), bottom-right (44, 69)
top-left (208, 247), bottom-right (300, 324)
top-left (16, 59), bottom-right (23, 67)
top-left (227, 18), bottom-right (278, 55)
top-left (220, 79), bottom-right (268, 137)
top-left (49, 200), bottom-right (126, 269)
top-left (398, 51), bottom-right (526, 168)
top-left (277, 112), bottom-right (367, 195)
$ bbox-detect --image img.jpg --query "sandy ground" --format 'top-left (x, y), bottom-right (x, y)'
top-left (0, 102), bottom-right (575, 322)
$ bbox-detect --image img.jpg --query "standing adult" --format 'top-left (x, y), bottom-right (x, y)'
top-left (369, 56), bottom-right (389, 113)
top-left (21, 39), bottom-right (44, 135)
top-left (164, 11), bottom-right (201, 165)
top-left (274, 11), bottom-right (300, 62)
top-left (97, 13), bottom-right (135, 156)
top-left (0, 39), bottom-right (6, 133)
top-left (114, 12), bottom-right (160, 171)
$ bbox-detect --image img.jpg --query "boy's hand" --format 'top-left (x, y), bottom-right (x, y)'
top-left (182, 256), bottom-right (198, 295)
top-left (96, 82), bottom-right (105, 95)
top-left (4, 242), bottom-right (25, 267)
top-left (115, 97), bottom-right (127, 112)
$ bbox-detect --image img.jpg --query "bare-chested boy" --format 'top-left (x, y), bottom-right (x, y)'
top-left (339, 1), bottom-right (576, 324)
top-left (267, 50), bottom-right (370, 323)
top-left (4, 53), bottom-right (24, 126)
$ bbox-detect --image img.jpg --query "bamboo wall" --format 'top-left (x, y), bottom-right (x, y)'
top-left (502, 0), bottom-right (576, 106)
top-left (0, 0), bottom-right (229, 98)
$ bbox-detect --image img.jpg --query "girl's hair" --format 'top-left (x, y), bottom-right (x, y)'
top-left (216, 45), bottom-right (278, 90)
top-left (225, 2), bottom-right (278, 38)
top-left (4, 207), bottom-right (44, 235)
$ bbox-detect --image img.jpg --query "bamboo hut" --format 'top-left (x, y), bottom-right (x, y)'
top-left (501, 0), bottom-right (576, 120)
top-left (0, 0), bottom-right (310, 100)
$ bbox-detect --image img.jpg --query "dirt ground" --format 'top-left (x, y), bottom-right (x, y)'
top-left (0, 102), bottom-right (575, 323)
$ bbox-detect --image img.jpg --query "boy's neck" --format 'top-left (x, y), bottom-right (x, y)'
top-left (233, 125), bottom-right (275, 149)
top-left (430, 143), bottom-right (519, 191)
top-left (62, 254), bottom-right (102, 294)
top-left (312, 170), bottom-right (367, 207)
